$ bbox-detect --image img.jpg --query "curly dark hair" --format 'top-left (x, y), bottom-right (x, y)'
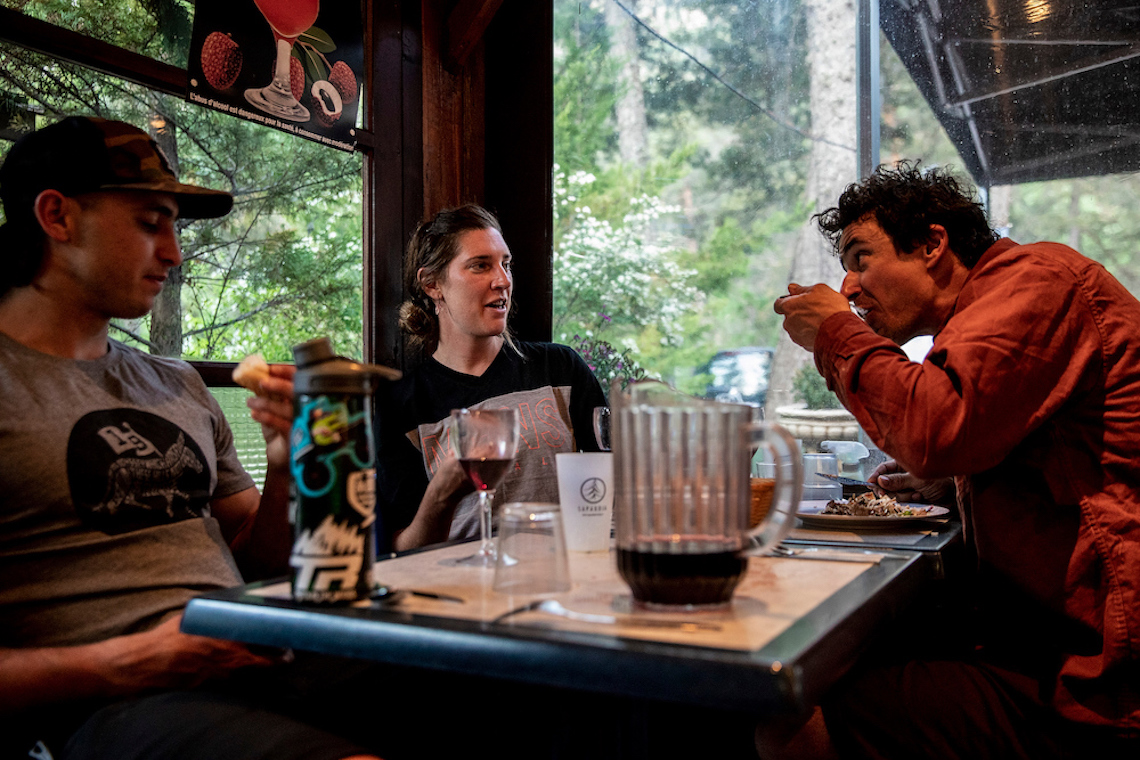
top-left (814, 161), bottom-right (998, 268)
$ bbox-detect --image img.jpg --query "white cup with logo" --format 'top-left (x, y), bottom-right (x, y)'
top-left (555, 452), bottom-right (614, 552)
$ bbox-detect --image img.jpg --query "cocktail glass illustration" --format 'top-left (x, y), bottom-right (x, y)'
top-left (244, 0), bottom-right (320, 122)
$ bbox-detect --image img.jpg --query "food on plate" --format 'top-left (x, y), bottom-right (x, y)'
top-left (232, 353), bottom-right (270, 393)
top-left (824, 491), bottom-right (933, 517)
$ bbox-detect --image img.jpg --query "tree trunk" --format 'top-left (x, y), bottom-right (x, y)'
top-left (604, 0), bottom-right (648, 168)
top-left (149, 111), bottom-right (184, 358)
top-left (989, 184), bottom-right (1012, 237)
top-left (765, 0), bottom-right (856, 418)
top-left (1067, 181), bottom-right (1081, 250)
top-left (151, 263), bottom-right (184, 357)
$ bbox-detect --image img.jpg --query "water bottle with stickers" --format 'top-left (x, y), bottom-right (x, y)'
top-left (288, 337), bottom-right (401, 604)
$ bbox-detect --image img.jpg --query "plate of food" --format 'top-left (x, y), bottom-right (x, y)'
top-left (797, 492), bottom-right (950, 529)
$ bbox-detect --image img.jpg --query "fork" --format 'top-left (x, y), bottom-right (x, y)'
top-left (491, 599), bottom-right (722, 631)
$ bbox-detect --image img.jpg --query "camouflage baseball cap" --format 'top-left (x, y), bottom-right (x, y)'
top-left (0, 116), bottom-right (233, 219)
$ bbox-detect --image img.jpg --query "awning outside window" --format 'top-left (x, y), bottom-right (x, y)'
top-left (881, 0), bottom-right (1140, 186)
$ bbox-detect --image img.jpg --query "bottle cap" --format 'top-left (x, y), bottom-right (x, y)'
top-left (292, 337), bottom-right (337, 369)
top-left (291, 337), bottom-right (401, 395)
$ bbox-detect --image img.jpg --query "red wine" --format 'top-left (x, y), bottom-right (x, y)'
top-left (617, 547), bottom-right (747, 607)
top-left (460, 457), bottom-right (513, 491)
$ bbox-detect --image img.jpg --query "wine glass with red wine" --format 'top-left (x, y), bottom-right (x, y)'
top-left (448, 407), bottom-right (521, 567)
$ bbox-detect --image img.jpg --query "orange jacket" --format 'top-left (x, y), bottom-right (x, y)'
top-left (816, 238), bottom-right (1140, 730)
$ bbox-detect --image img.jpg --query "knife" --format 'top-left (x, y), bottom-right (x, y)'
top-left (816, 472), bottom-right (876, 488)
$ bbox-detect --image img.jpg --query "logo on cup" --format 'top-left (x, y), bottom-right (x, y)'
top-left (579, 477), bottom-right (607, 504)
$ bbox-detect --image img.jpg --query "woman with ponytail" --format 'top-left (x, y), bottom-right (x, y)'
top-left (376, 205), bottom-right (606, 551)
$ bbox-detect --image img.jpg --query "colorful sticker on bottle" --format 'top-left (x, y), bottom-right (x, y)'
top-left (290, 511), bottom-right (367, 600)
top-left (290, 396), bottom-right (374, 498)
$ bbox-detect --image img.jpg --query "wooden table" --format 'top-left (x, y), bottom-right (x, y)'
top-left (183, 541), bottom-right (933, 715)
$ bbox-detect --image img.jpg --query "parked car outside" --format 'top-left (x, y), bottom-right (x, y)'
top-left (700, 347), bottom-right (775, 407)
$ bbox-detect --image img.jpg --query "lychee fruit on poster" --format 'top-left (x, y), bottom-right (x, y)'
top-left (188, 0), bottom-right (364, 151)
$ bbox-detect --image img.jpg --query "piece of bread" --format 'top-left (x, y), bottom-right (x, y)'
top-left (233, 353), bottom-right (270, 393)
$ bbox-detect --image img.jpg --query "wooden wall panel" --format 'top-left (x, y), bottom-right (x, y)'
top-left (484, 0), bottom-right (554, 342)
top-left (421, 0), bottom-right (485, 215)
top-left (366, 0), bottom-right (422, 367)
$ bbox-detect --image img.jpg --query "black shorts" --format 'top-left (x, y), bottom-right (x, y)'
top-left (61, 690), bottom-right (369, 760)
top-left (5, 654), bottom-right (376, 760)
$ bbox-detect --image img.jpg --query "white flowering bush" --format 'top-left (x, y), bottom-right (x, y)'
top-left (552, 165), bottom-right (702, 350)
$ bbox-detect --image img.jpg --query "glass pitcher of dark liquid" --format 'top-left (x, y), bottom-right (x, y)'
top-left (612, 380), bottom-right (802, 609)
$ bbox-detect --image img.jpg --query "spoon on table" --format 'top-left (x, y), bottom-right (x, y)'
top-left (370, 586), bottom-right (465, 604)
top-left (492, 599), bottom-right (722, 631)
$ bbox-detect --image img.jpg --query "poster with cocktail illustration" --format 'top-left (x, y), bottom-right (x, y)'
top-left (187, 0), bottom-right (363, 151)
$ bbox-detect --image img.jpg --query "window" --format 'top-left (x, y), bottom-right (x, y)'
top-left (554, 0), bottom-right (1140, 414)
top-left (553, 0), bottom-right (822, 406)
top-left (881, 0), bottom-right (1140, 294)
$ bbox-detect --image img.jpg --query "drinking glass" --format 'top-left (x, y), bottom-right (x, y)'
top-left (448, 407), bottom-right (521, 567)
top-left (750, 459), bottom-right (777, 529)
top-left (555, 452), bottom-right (614, 551)
top-left (802, 452), bottom-right (842, 501)
top-left (492, 502), bottom-right (571, 595)
top-left (244, 0), bottom-right (320, 122)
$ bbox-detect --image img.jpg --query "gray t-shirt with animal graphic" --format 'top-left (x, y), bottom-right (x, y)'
top-left (0, 333), bottom-right (253, 647)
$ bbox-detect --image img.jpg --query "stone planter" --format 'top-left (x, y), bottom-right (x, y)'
top-left (774, 405), bottom-right (860, 451)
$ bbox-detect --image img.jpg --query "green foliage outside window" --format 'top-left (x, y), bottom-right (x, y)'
top-left (791, 364), bottom-right (841, 410)
top-left (8, 0), bottom-right (195, 68)
top-left (552, 0), bottom-right (1140, 406)
top-left (552, 164), bottom-right (702, 349)
top-left (551, 0), bottom-right (816, 395)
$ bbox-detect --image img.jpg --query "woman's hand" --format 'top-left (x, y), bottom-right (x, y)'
top-left (426, 453), bottom-right (476, 506)
top-left (392, 454), bottom-right (477, 551)
top-left (869, 459), bottom-right (955, 505)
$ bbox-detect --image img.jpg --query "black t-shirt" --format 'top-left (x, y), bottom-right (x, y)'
top-left (374, 341), bottom-right (606, 540)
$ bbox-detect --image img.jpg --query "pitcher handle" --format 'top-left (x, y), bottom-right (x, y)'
top-left (744, 421), bottom-right (802, 555)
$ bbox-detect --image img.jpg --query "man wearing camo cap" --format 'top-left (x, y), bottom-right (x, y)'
top-left (0, 117), bottom-right (379, 760)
